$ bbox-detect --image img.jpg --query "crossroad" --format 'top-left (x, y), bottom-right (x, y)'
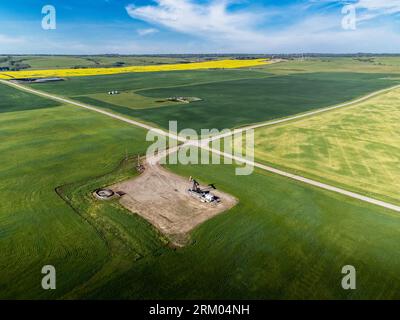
top-left (2, 78), bottom-right (399, 213)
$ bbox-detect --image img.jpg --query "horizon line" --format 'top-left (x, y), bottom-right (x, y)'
top-left (2, 53), bottom-right (400, 56)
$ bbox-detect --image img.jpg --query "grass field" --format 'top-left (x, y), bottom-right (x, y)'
top-left (2, 80), bottom-right (400, 299)
top-left (0, 55), bottom-right (196, 70)
top-left (31, 70), bottom-right (400, 132)
top-left (5, 55), bottom-right (400, 74)
top-left (251, 88), bottom-right (400, 205)
top-left (21, 56), bottom-right (186, 69)
top-left (20, 56), bottom-right (97, 69)
top-left (254, 57), bottom-right (400, 75)
top-left (0, 82), bottom-right (60, 113)
top-left (84, 91), bottom-right (181, 109)
top-left (136, 72), bottom-right (399, 131)
top-left (89, 56), bottom-right (198, 66)
top-left (0, 83), bottom-right (159, 298)
top-left (0, 59), bottom-right (268, 79)
top-left (80, 162), bottom-right (400, 299)
top-left (2, 60), bottom-right (400, 300)
top-left (29, 69), bottom-right (268, 95)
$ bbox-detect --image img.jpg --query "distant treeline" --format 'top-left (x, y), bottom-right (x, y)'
top-left (0, 56), bottom-right (30, 71)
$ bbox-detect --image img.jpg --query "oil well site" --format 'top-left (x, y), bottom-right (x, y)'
top-left (95, 156), bottom-right (237, 247)
top-left (3, 49), bottom-right (400, 301)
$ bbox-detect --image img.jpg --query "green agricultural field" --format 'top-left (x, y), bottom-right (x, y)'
top-left (255, 57), bottom-right (400, 75)
top-left (136, 72), bottom-right (399, 131)
top-left (1, 55), bottom-right (199, 70)
top-left (84, 91), bottom-right (182, 109)
top-left (250, 88), bottom-right (400, 206)
top-left (29, 69), bottom-right (267, 95)
top-left (0, 82), bottom-right (60, 113)
top-left (2, 77), bottom-right (400, 299)
top-left (0, 83), bottom-right (158, 298)
top-left (30, 70), bottom-right (400, 132)
top-left (82, 162), bottom-right (400, 300)
top-left (91, 56), bottom-right (193, 66)
top-left (0, 56), bottom-right (96, 70)
top-left (20, 56), bottom-right (97, 69)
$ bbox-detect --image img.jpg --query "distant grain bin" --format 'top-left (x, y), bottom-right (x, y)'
top-left (108, 90), bottom-right (119, 95)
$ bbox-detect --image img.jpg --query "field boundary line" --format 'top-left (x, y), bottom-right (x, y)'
top-left (0, 79), bottom-right (186, 143)
top-left (199, 144), bottom-right (400, 213)
top-left (2, 78), bottom-right (400, 213)
top-left (134, 73), bottom-right (272, 93)
top-left (205, 83), bottom-right (400, 143)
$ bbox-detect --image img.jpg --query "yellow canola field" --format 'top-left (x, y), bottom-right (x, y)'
top-left (0, 58), bottom-right (269, 79)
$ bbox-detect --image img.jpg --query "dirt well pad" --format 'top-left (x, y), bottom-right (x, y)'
top-left (109, 164), bottom-right (237, 246)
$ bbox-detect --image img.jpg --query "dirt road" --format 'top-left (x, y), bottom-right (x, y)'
top-left (110, 148), bottom-right (237, 246)
top-left (2, 78), bottom-right (400, 213)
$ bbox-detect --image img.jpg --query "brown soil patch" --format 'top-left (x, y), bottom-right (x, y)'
top-left (109, 163), bottom-right (237, 246)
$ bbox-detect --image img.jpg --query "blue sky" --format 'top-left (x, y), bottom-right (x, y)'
top-left (1, 0), bottom-right (400, 54)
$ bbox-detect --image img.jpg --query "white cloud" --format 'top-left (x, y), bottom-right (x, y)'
top-left (0, 34), bottom-right (25, 45)
top-left (137, 28), bottom-right (159, 36)
top-left (310, 0), bottom-right (400, 22)
top-left (126, 0), bottom-right (268, 45)
top-left (122, 0), bottom-right (400, 53)
top-left (355, 0), bottom-right (400, 12)
top-left (259, 10), bottom-right (400, 54)
top-left (354, 0), bottom-right (400, 22)
top-left (264, 27), bottom-right (400, 53)
top-left (6, 1), bottom-right (398, 54)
